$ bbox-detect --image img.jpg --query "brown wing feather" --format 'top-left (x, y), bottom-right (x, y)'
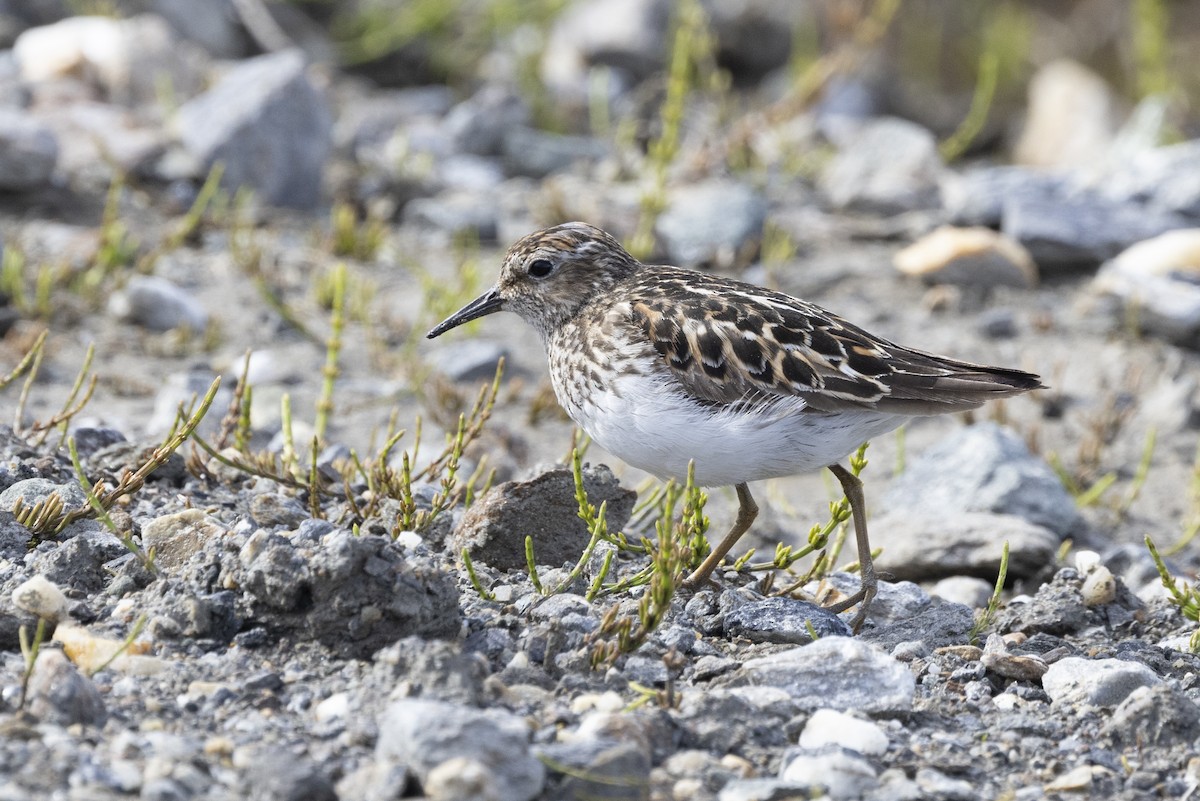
top-left (623, 267), bottom-right (1043, 415)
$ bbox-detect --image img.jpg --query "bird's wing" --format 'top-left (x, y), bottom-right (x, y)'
top-left (621, 269), bottom-right (1042, 415)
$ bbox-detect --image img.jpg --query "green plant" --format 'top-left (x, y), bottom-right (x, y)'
top-left (1146, 536), bottom-right (1200, 629)
top-left (17, 618), bottom-right (47, 711)
top-left (328, 200), bottom-right (387, 261)
top-left (969, 541), bottom-right (1009, 644)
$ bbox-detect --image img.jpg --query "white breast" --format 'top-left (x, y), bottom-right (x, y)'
top-left (557, 361), bottom-right (905, 487)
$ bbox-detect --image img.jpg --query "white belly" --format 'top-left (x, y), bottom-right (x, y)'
top-left (561, 368), bottom-right (905, 487)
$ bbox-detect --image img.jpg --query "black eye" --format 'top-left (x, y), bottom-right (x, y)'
top-left (528, 258), bottom-right (554, 278)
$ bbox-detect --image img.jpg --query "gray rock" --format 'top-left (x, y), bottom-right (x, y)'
top-left (0, 108), bottom-right (57, 190)
top-left (149, 0), bottom-right (248, 59)
top-left (702, 0), bottom-right (808, 83)
top-left (535, 737), bottom-right (651, 801)
top-left (177, 49), bottom-right (331, 209)
top-left (141, 509), bottom-right (228, 570)
top-left (1092, 229), bottom-right (1200, 346)
top-left (820, 117), bottom-right (943, 214)
top-left (1102, 684), bottom-right (1200, 746)
top-left (371, 637), bottom-right (487, 705)
top-left (723, 596), bottom-right (850, 644)
top-left (376, 699), bottom-right (545, 801)
top-left (871, 511), bottom-right (1060, 582)
top-left (70, 426), bottom-right (127, 458)
top-left (1001, 192), bottom-right (1192, 270)
top-left (942, 166), bottom-right (1067, 228)
top-left (1042, 656), bottom-right (1160, 708)
top-left (231, 530), bottom-right (460, 658)
top-left (820, 574), bottom-right (932, 626)
top-left (655, 180), bottom-right (767, 267)
top-left (881, 423), bottom-right (1082, 537)
top-left (994, 568), bottom-right (1092, 636)
top-left (108, 275), bottom-right (209, 333)
top-left (931, 576), bottom-right (994, 608)
top-left (243, 750), bottom-right (336, 801)
top-left (717, 779), bottom-right (813, 801)
top-left (778, 748), bottom-right (879, 800)
top-left (31, 533), bottom-right (118, 593)
top-left (429, 339), bottom-right (509, 383)
top-left (453, 464), bottom-right (635, 571)
top-left (1096, 140), bottom-right (1200, 218)
top-left (0, 477), bottom-right (86, 512)
top-left (540, 0), bottom-right (670, 98)
top-left (441, 86), bottom-right (530, 157)
top-left (248, 493), bottom-right (310, 530)
top-left (676, 687), bottom-right (796, 752)
top-left (502, 126), bottom-right (608, 178)
top-left (26, 650), bottom-right (107, 727)
top-left (404, 190), bottom-right (499, 240)
top-left (721, 636), bottom-right (915, 713)
top-left (860, 596), bottom-right (975, 653)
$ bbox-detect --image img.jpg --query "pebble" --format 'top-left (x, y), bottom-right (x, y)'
top-left (798, 708), bottom-right (889, 756)
top-left (722, 596), bottom-right (850, 644)
top-left (453, 463), bottom-right (635, 571)
top-left (981, 633), bottom-right (1048, 681)
top-left (882, 423), bottom-right (1082, 537)
top-left (141, 510), bottom-right (228, 570)
top-left (25, 649), bottom-right (107, 727)
top-left (655, 180), bottom-right (767, 267)
top-left (820, 117), bottom-right (943, 213)
top-left (535, 737), bottom-right (651, 801)
top-left (1092, 228), bottom-right (1200, 345)
top-left (502, 126), bottom-right (608, 178)
top-left (177, 49), bottom-right (332, 209)
top-left (1096, 139), bottom-right (1200, 217)
top-left (11, 575), bottom-right (70, 621)
top-left (0, 477), bottom-right (88, 513)
top-left (1041, 656), bottom-right (1160, 708)
top-left (1102, 684), bottom-right (1200, 746)
top-left (108, 275), bottom-right (209, 333)
top-left (1014, 59), bottom-right (1118, 169)
top-left (894, 226), bottom-right (1037, 289)
top-left (870, 511), bottom-right (1059, 582)
top-left (0, 108), bottom-right (58, 190)
top-left (931, 576), bottom-right (994, 608)
top-left (779, 749), bottom-right (878, 800)
top-left (375, 699), bottom-right (545, 801)
top-left (724, 636), bottom-right (915, 714)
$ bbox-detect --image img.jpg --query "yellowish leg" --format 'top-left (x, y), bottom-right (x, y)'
top-left (682, 482), bottom-right (757, 589)
top-left (824, 463), bottom-right (877, 632)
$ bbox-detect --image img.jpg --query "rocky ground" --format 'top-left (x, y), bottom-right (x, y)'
top-left (3, 2), bottom-right (1200, 800)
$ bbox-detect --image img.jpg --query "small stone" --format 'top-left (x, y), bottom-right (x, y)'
top-left (535, 737), bottom-right (651, 801)
top-left (722, 636), bottom-right (915, 714)
top-left (1097, 140), bottom-right (1200, 217)
top-left (871, 511), bottom-right (1059, 582)
top-left (0, 109), bottom-right (57, 190)
top-left (798, 708), bottom-right (889, 756)
top-left (177, 49), bottom-right (331, 209)
top-left (242, 750), bottom-right (336, 801)
top-left (716, 779), bottom-right (811, 801)
top-left (453, 464), bottom-right (635, 571)
top-left (1092, 229), bottom-right (1200, 345)
top-left (0, 477), bottom-right (87, 514)
top-left (1014, 60), bottom-right (1118, 169)
top-left (820, 117), bottom-right (943, 214)
top-left (1081, 565), bottom-right (1117, 606)
top-left (429, 339), bottom-right (510, 383)
top-left (977, 308), bottom-right (1019, 339)
top-left (894, 226), bottom-right (1037, 289)
top-left (1043, 765), bottom-right (1101, 793)
top-left (915, 767), bottom-right (976, 800)
top-left (502, 126), bottom-right (608, 178)
top-left (26, 649), bottom-right (107, 727)
top-left (1042, 657), bottom-right (1160, 708)
top-left (108, 275), bottom-right (208, 333)
top-left (1102, 684), bottom-right (1200, 746)
top-left (442, 86), bottom-right (530, 157)
top-left (249, 493), bottom-right (310, 530)
top-left (779, 749), bottom-right (878, 800)
top-left (70, 426), bottom-right (128, 458)
top-left (376, 699), bottom-right (544, 801)
top-left (655, 180), bottom-right (767, 267)
top-left (981, 633), bottom-right (1048, 681)
top-left (931, 576), bottom-right (993, 608)
top-left (11, 575), bottom-right (69, 621)
top-left (723, 596), bottom-right (850, 644)
top-left (141, 509), bottom-right (228, 570)
top-left (882, 423), bottom-right (1082, 537)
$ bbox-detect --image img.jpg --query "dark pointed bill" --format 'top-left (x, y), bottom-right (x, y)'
top-left (426, 286), bottom-right (505, 338)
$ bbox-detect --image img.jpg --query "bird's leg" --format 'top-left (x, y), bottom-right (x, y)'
top-left (824, 463), bottom-right (877, 632)
top-left (682, 482), bottom-right (757, 589)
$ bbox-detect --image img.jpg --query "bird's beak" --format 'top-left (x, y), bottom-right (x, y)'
top-left (426, 286), bottom-right (505, 338)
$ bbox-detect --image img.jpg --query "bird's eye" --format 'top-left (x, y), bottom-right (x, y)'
top-left (528, 258), bottom-right (554, 278)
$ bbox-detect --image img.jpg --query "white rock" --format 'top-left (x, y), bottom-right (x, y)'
top-left (780, 750), bottom-right (878, 800)
top-left (1015, 60), bottom-right (1118, 169)
top-left (1042, 657), bottom-right (1160, 708)
top-left (12, 575), bottom-right (70, 621)
top-left (798, 709), bottom-right (889, 756)
top-left (894, 226), bottom-right (1037, 288)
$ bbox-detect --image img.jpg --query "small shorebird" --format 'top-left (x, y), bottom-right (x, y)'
top-left (428, 222), bottom-right (1042, 629)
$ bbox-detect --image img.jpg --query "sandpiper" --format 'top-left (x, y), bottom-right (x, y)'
top-left (428, 222), bottom-right (1043, 630)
